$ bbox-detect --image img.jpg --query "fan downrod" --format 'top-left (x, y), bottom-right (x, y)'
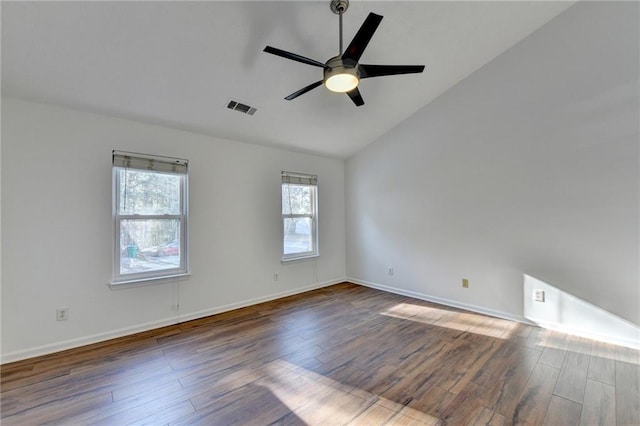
top-left (330, 0), bottom-right (349, 15)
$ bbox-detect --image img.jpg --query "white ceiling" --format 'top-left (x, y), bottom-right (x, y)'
top-left (1, 1), bottom-right (574, 159)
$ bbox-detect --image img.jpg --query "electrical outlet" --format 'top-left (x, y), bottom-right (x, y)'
top-left (388, 267), bottom-right (394, 276)
top-left (534, 290), bottom-right (545, 302)
top-left (462, 278), bottom-right (469, 288)
top-left (56, 308), bottom-right (69, 321)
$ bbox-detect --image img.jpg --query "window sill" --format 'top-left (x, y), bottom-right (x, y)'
top-left (109, 273), bottom-right (190, 289)
top-left (281, 254), bottom-right (319, 263)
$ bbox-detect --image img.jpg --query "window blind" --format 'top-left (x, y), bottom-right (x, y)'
top-left (113, 150), bottom-right (188, 174)
top-left (281, 171), bottom-right (317, 185)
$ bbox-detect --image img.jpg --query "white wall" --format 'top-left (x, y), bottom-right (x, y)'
top-left (1, 98), bottom-right (346, 362)
top-left (523, 275), bottom-right (639, 348)
top-left (346, 1), bottom-right (639, 344)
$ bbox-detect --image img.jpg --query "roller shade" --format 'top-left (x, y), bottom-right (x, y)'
top-left (113, 150), bottom-right (188, 174)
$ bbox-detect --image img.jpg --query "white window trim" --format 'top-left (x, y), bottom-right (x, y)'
top-left (109, 273), bottom-right (191, 289)
top-left (281, 172), bottom-right (319, 262)
top-left (281, 253), bottom-right (319, 263)
top-left (112, 151), bottom-right (189, 285)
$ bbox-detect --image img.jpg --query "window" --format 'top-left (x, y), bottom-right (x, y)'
top-left (282, 171), bottom-right (318, 261)
top-left (112, 151), bottom-right (188, 284)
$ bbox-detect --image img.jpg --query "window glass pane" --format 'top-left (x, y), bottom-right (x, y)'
top-left (282, 184), bottom-right (313, 215)
top-left (283, 217), bottom-right (313, 255)
top-left (120, 219), bottom-right (180, 275)
top-left (119, 169), bottom-right (181, 215)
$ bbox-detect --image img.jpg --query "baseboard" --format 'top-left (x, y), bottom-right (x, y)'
top-left (530, 319), bottom-right (640, 350)
top-left (1, 277), bottom-right (346, 364)
top-left (350, 277), bottom-right (640, 350)
top-left (177, 277), bottom-right (347, 323)
top-left (350, 277), bottom-right (536, 325)
top-left (0, 317), bottom-right (180, 364)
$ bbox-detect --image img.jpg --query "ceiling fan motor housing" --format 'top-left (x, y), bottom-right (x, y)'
top-left (324, 56), bottom-right (360, 92)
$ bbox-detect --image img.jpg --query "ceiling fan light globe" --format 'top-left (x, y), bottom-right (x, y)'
top-left (325, 73), bottom-right (359, 93)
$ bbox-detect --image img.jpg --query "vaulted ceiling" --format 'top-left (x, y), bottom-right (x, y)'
top-left (1, 1), bottom-right (574, 158)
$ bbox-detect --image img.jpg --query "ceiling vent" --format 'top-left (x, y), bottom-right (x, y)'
top-left (226, 100), bottom-right (257, 116)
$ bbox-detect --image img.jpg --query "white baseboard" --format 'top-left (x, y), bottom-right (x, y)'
top-left (1, 277), bottom-right (346, 364)
top-left (530, 319), bottom-right (639, 350)
top-left (350, 278), bottom-right (640, 350)
top-left (177, 277), bottom-right (346, 323)
top-left (350, 277), bottom-right (533, 325)
top-left (0, 317), bottom-right (180, 364)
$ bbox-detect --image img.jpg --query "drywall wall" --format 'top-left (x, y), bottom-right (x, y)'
top-left (346, 1), bottom-right (639, 345)
top-left (523, 275), bottom-right (639, 348)
top-left (0, 99), bottom-right (3, 360)
top-left (1, 98), bottom-right (346, 362)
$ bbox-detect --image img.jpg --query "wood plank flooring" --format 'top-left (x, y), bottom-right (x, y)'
top-left (1, 283), bottom-right (639, 425)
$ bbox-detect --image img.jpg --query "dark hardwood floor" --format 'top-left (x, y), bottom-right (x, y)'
top-left (1, 283), bottom-right (639, 425)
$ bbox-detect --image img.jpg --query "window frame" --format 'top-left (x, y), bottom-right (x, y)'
top-left (112, 151), bottom-right (189, 285)
top-left (281, 172), bottom-right (319, 262)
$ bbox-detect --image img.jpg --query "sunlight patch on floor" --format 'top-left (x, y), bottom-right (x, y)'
top-left (380, 302), bottom-right (518, 340)
top-left (261, 359), bottom-right (441, 425)
top-left (535, 330), bottom-right (640, 365)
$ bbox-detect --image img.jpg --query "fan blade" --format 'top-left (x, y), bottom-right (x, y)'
top-left (264, 46), bottom-right (327, 69)
top-left (285, 80), bottom-right (324, 100)
top-left (346, 87), bottom-right (364, 106)
top-left (342, 13), bottom-right (383, 63)
top-left (359, 64), bottom-right (425, 79)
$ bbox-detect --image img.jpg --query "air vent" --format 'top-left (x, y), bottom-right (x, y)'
top-left (226, 100), bottom-right (257, 116)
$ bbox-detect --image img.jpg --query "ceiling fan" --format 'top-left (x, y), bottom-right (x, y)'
top-left (263, 0), bottom-right (425, 107)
